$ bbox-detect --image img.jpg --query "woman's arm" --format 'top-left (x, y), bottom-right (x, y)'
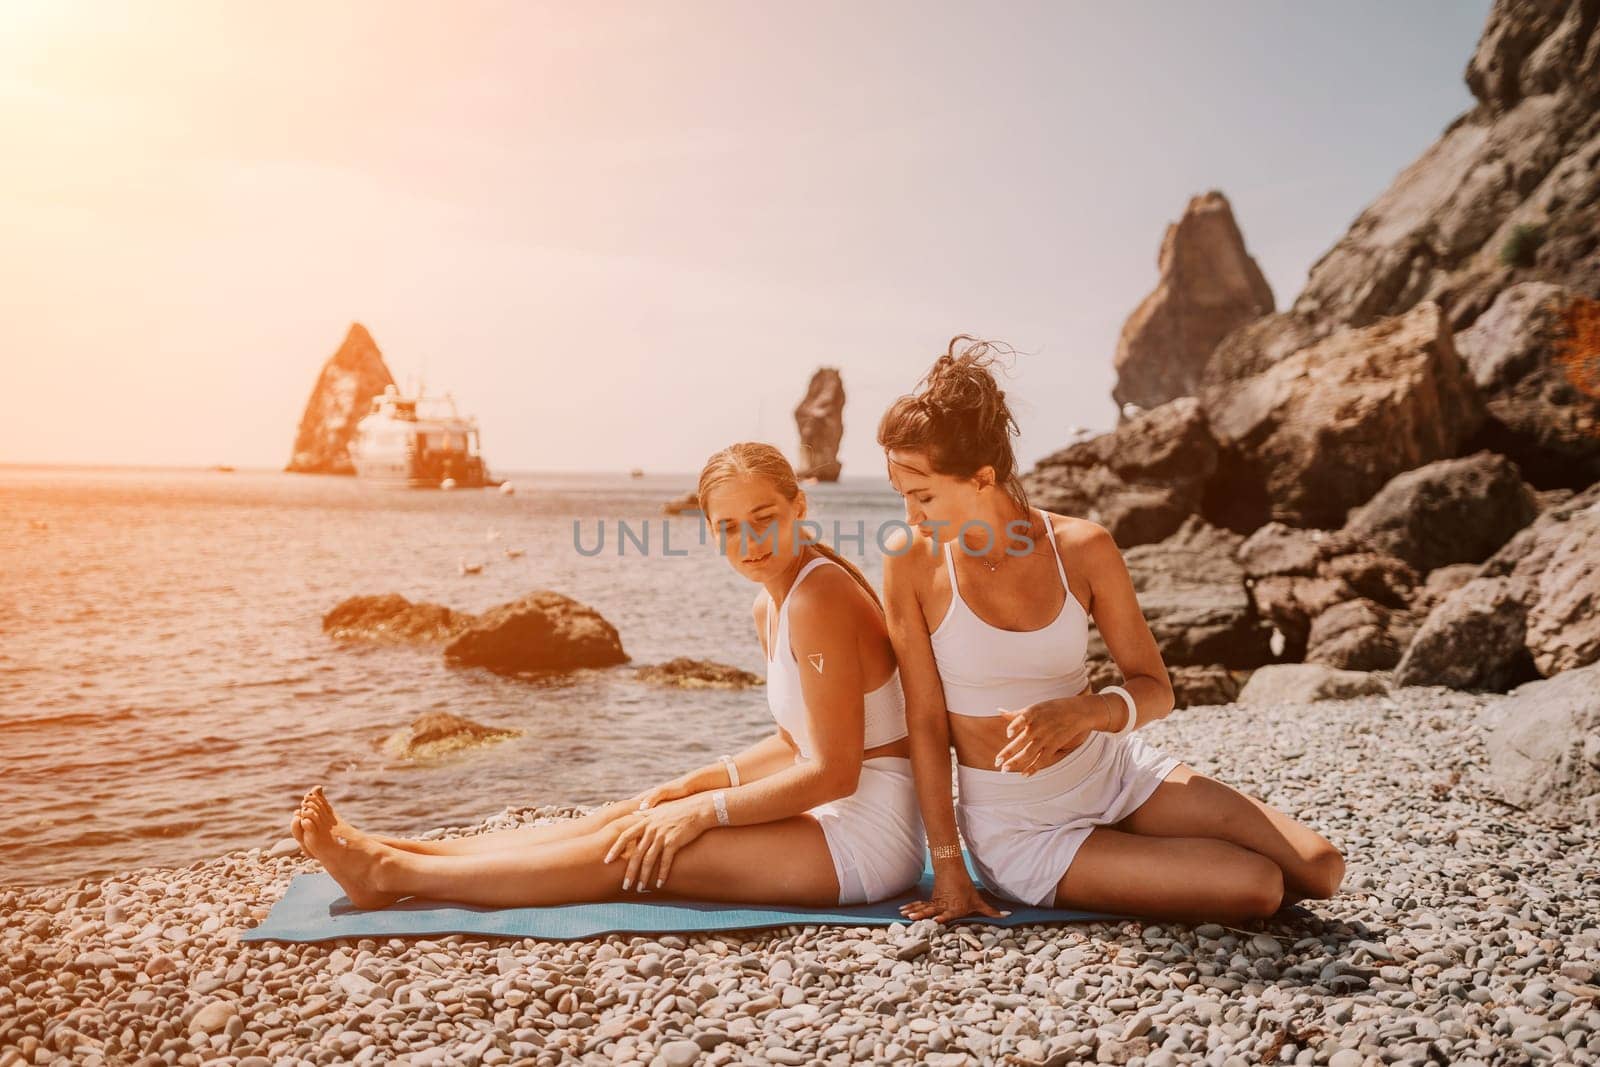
top-left (640, 732), bottom-right (796, 806)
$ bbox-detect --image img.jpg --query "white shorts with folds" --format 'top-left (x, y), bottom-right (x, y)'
top-left (808, 756), bottom-right (926, 905)
top-left (955, 731), bottom-right (1182, 907)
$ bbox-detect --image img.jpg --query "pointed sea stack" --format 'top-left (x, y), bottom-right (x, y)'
top-left (286, 323), bottom-right (396, 475)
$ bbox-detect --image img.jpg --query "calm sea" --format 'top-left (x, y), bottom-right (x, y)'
top-left (0, 465), bottom-right (905, 888)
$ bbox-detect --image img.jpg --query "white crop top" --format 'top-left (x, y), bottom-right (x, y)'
top-left (929, 507), bottom-right (1090, 717)
top-left (764, 556), bottom-right (909, 760)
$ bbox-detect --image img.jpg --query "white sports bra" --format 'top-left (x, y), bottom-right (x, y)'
top-left (764, 556), bottom-right (909, 760)
top-left (929, 507), bottom-right (1090, 717)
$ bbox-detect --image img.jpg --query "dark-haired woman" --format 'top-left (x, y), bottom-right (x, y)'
top-left (878, 337), bottom-right (1345, 924)
top-left (288, 442), bottom-right (926, 909)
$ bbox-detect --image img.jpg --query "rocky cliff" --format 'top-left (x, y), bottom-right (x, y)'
top-left (285, 323), bottom-right (396, 475)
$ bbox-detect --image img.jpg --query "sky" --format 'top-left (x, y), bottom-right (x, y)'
top-left (0, 0), bottom-right (1493, 476)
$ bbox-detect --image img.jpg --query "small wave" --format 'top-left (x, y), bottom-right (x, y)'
top-left (219, 674), bottom-right (314, 690)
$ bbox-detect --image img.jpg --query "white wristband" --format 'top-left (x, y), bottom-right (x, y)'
top-left (711, 790), bottom-right (730, 827)
top-left (719, 754), bottom-right (740, 787)
top-left (1099, 685), bottom-right (1137, 736)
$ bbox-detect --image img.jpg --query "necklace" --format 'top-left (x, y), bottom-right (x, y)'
top-left (970, 512), bottom-right (1036, 572)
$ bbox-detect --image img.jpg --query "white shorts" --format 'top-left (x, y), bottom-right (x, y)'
top-left (808, 756), bottom-right (926, 905)
top-left (955, 731), bottom-right (1182, 907)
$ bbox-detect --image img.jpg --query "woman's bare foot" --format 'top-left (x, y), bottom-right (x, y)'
top-left (291, 787), bottom-right (405, 909)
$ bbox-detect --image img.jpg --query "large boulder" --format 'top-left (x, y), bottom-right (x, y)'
top-left (286, 323), bottom-right (395, 475)
top-left (1238, 522), bottom-right (1422, 663)
top-left (444, 591), bottom-right (629, 676)
top-left (1112, 191), bottom-right (1275, 412)
top-left (1237, 664), bottom-right (1389, 706)
top-left (1339, 451), bottom-right (1540, 574)
top-left (1479, 660), bottom-right (1600, 822)
top-left (1199, 302), bottom-right (1484, 530)
top-left (1397, 481), bottom-right (1600, 689)
top-left (323, 594), bottom-right (475, 645)
top-left (1025, 397), bottom-right (1218, 548)
top-left (1455, 284), bottom-right (1600, 488)
top-left (794, 368), bottom-right (845, 482)
top-left (1092, 516), bottom-right (1272, 670)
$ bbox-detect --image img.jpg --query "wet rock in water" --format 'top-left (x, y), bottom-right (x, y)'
top-left (794, 367), bottom-right (845, 482)
top-left (1236, 663), bottom-right (1388, 705)
top-left (1199, 302), bottom-right (1484, 530)
top-left (1026, 397), bottom-right (1219, 549)
top-left (1398, 482), bottom-right (1600, 689)
top-left (634, 657), bottom-right (762, 690)
top-left (661, 490), bottom-right (701, 516)
top-left (381, 711), bottom-right (521, 761)
top-left (444, 590), bottom-right (629, 675)
top-left (1112, 190), bottom-right (1275, 413)
top-left (323, 593), bottom-right (476, 645)
top-left (1480, 660), bottom-right (1600, 821)
top-left (286, 323), bottom-right (396, 476)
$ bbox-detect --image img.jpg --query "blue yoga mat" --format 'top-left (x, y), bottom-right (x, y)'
top-left (244, 851), bottom-right (1128, 942)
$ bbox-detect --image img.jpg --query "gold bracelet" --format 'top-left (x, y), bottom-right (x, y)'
top-left (930, 843), bottom-right (963, 860)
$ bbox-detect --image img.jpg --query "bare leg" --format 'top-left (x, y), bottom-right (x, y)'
top-left (367, 797), bottom-right (644, 856)
top-left (292, 789), bottom-right (843, 909)
top-left (1109, 763), bottom-right (1346, 903)
top-left (1051, 827), bottom-right (1287, 924)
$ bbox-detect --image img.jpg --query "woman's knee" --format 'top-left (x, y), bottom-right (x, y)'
top-left (1234, 854), bottom-right (1285, 919)
top-left (1298, 841), bottom-right (1345, 900)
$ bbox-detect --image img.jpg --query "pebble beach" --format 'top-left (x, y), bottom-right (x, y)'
top-left (4, 685), bottom-right (1597, 1067)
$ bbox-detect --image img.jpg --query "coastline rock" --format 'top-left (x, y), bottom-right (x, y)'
top-left (1085, 661), bottom-right (1242, 710)
top-left (1456, 284), bottom-right (1600, 488)
top-left (1304, 598), bottom-right (1415, 672)
top-left (794, 368), bottom-right (845, 482)
top-left (635, 657), bottom-right (763, 689)
top-left (1200, 303), bottom-right (1485, 531)
top-left (381, 712), bottom-right (521, 761)
top-left (1397, 481), bottom-right (1600, 689)
top-left (322, 594), bottom-right (476, 645)
top-left (1096, 516), bottom-right (1271, 669)
top-left (662, 490), bottom-right (702, 516)
top-left (1112, 191), bottom-right (1275, 413)
top-left (444, 591), bottom-right (629, 675)
top-left (1237, 664), bottom-right (1389, 706)
top-left (1025, 397), bottom-right (1218, 548)
top-left (1338, 451), bottom-right (1540, 574)
top-left (1480, 660), bottom-right (1600, 821)
top-left (285, 323), bottom-right (395, 476)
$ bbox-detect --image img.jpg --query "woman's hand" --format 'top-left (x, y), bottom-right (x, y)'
top-left (629, 775), bottom-right (696, 811)
top-left (899, 872), bottom-right (1011, 923)
top-left (603, 794), bottom-right (714, 892)
top-left (992, 694), bottom-right (1108, 775)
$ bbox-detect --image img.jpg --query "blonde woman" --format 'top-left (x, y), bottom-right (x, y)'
top-left (291, 443), bottom-right (925, 909)
top-left (877, 337), bottom-right (1345, 923)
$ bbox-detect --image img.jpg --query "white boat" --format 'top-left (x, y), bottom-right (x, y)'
top-left (349, 384), bottom-right (497, 489)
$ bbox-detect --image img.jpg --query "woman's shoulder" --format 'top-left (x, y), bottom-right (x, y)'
top-left (1037, 508), bottom-right (1112, 552)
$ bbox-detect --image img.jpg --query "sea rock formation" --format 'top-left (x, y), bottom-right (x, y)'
top-left (322, 594), bottom-right (475, 645)
top-left (1454, 284), bottom-right (1600, 487)
top-left (1113, 191), bottom-right (1275, 413)
top-left (1337, 451), bottom-right (1541, 574)
top-left (381, 711), bottom-right (521, 761)
top-left (1200, 302), bottom-right (1485, 531)
top-left (794, 368), bottom-right (845, 481)
top-left (634, 657), bottom-right (763, 689)
top-left (443, 591), bottom-right (630, 676)
top-left (1086, 517), bottom-right (1272, 671)
top-left (1480, 660), bottom-right (1600, 822)
top-left (286, 323), bottom-right (395, 475)
top-left (1397, 481), bottom-right (1600, 689)
top-left (1024, 397), bottom-right (1218, 548)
